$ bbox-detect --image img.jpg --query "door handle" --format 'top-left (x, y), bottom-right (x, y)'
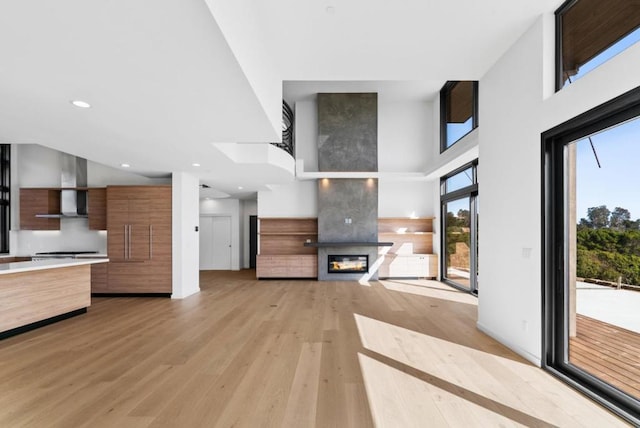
top-left (150, 225), bottom-right (153, 259)
top-left (124, 225), bottom-right (127, 259)
top-left (128, 225), bottom-right (132, 259)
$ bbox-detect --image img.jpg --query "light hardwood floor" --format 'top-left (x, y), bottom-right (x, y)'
top-left (0, 271), bottom-right (631, 427)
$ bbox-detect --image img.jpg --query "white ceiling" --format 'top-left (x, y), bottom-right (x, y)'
top-left (0, 0), bottom-right (561, 198)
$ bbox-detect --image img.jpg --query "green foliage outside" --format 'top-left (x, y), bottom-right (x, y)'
top-left (577, 205), bottom-right (640, 285)
top-left (445, 210), bottom-right (470, 261)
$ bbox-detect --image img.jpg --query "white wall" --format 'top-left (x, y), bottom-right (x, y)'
top-left (477, 14), bottom-right (640, 364)
top-left (378, 99), bottom-right (432, 173)
top-left (203, 0), bottom-right (281, 138)
top-left (269, 91), bottom-right (435, 220)
top-left (293, 94), bottom-right (432, 174)
top-left (12, 144), bottom-right (168, 255)
top-left (378, 180), bottom-right (435, 218)
top-left (200, 198), bottom-right (241, 270)
top-left (257, 181), bottom-right (318, 218)
top-left (294, 100), bottom-right (318, 172)
top-left (172, 172), bottom-right (200, 299)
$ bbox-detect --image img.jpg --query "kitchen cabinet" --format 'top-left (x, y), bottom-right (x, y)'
top-left (19, 188), bottom-right (61, 230)
top-left (106, 185), bottom-right (171, 294)
top-left (91, 263), bottom-right (108, 293)
top-left (20, 187), bottom-right (106, 230)
top-left (88, 188), bottom-right (107, 230)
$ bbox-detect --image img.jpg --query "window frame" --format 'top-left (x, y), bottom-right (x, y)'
top-left (440, 81), bottom-right (479, 153)
top-left (555, 0), bottom-right (640, 91)
top-left (0, 145), bottom-right (9, 254)
top-left (542, 85), bottom-right (640, 424)
top-left (440, 159), bottom-right (479, 294)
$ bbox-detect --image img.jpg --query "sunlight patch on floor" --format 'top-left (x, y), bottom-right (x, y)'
top-left (358, 352), bottom-right (516, 427)
top-left (379, 279), bottom-right (478, 305)
top-left (353, 313), bottom-right (603, 427)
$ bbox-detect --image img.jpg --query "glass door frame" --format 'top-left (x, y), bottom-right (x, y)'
top-left (542, 86), bottom-right (640, 424)
top-left (440, 160), bottom-right (479, 294)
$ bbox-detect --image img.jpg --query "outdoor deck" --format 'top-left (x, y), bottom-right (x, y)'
top-left (570, 314), bottom-right (640, 399)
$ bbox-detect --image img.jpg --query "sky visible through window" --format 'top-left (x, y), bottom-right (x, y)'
top-left (446, 117), bottom-right (473, 148)
top-left (575, 116), bottom-right (640, 222)
top-left (564, 26), bottom-right (640, 87)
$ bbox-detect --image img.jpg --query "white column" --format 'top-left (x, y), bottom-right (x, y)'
top-left (172, 172), bottom-right (200, 299)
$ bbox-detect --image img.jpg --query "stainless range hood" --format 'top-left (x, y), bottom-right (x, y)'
top-left (35, 154), bottom-right (88, 218)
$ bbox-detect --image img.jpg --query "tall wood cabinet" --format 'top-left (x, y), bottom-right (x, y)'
top-left (106, 185), bottom-right (171, 293)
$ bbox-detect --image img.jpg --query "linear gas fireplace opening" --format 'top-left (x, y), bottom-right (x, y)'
top-left (328, 255), bottom-right (368, 274)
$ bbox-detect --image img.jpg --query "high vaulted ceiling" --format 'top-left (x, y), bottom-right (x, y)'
top-left (0, 0), bottom-right (561, 198)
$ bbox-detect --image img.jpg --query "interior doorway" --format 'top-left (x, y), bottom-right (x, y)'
top-left (199, 215), bottom-right (232, 270)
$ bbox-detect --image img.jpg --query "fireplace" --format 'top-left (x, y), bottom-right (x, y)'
top-left (328, 255), bottom-right (368, 274)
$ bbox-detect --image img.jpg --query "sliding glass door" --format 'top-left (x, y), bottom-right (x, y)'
top-left (441, 161), bottom-right (478, 293)
top-left (544, 87), bottom-right (640, 423)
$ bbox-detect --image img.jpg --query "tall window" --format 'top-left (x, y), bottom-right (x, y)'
top-left (543, 87), bottom-right (640, 423)
top-left (441, 160), bottom-right (478, 294)
top-left (556, 0), bottom-right (640, 90)
top-left (0, 145), bottom-right (9, 253)
top-left (440, 81), bottom-right (478, 152)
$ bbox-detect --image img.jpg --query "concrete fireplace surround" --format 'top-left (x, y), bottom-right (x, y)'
top-left (317, 178), bottom-right (378, 280)
top-left (316, 93), bottom-right (380, 281)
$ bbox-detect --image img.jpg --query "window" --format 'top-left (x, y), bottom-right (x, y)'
top-left (556, 0), bottom-right (640, 90)
top-left (441, 160), bottom-right (479, 294)
top-left (440, 81), bottom-right (478, 152)
top-left (0, 145), bottom-right (9, 253)
top-left (543, 86), bottom-right (640, 423)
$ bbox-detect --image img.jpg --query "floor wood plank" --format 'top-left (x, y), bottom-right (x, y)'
top-left (0, 271), bottom-right (631, 427)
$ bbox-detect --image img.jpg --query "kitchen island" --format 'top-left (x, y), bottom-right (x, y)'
top-left (0, 258), bottom-right (109, 339)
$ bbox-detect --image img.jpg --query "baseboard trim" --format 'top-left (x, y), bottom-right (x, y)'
top-left (0, 308), bottom-right (87, 340)
top-left (476, 321), bottom-right (542, 366)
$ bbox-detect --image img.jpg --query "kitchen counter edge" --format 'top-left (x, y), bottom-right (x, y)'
top-left (0, 258), bottom-right (109, 275)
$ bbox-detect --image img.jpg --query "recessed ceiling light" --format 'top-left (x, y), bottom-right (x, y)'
top-left (238, 186), bottom-right (243, 190)
top-left (71, 100), bottom-right (91, 108)
top-left (192, 163), bottom-right (200, 167)
top-left (326, 6), bottom-right (335, 14)
top-left (120, 163), bottom-right (130, 168)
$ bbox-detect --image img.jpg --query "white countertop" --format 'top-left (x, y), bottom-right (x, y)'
top-left (0, 258), bottom-right (109, 275)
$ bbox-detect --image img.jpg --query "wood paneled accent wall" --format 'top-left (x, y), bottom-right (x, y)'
top-left (378, 217), bottom-right (437, 279)
top-left (256, 218), bottom-right (318, 278)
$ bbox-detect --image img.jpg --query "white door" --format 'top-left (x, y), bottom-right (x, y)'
top-left (199, 216), bottom-right (232, 270)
